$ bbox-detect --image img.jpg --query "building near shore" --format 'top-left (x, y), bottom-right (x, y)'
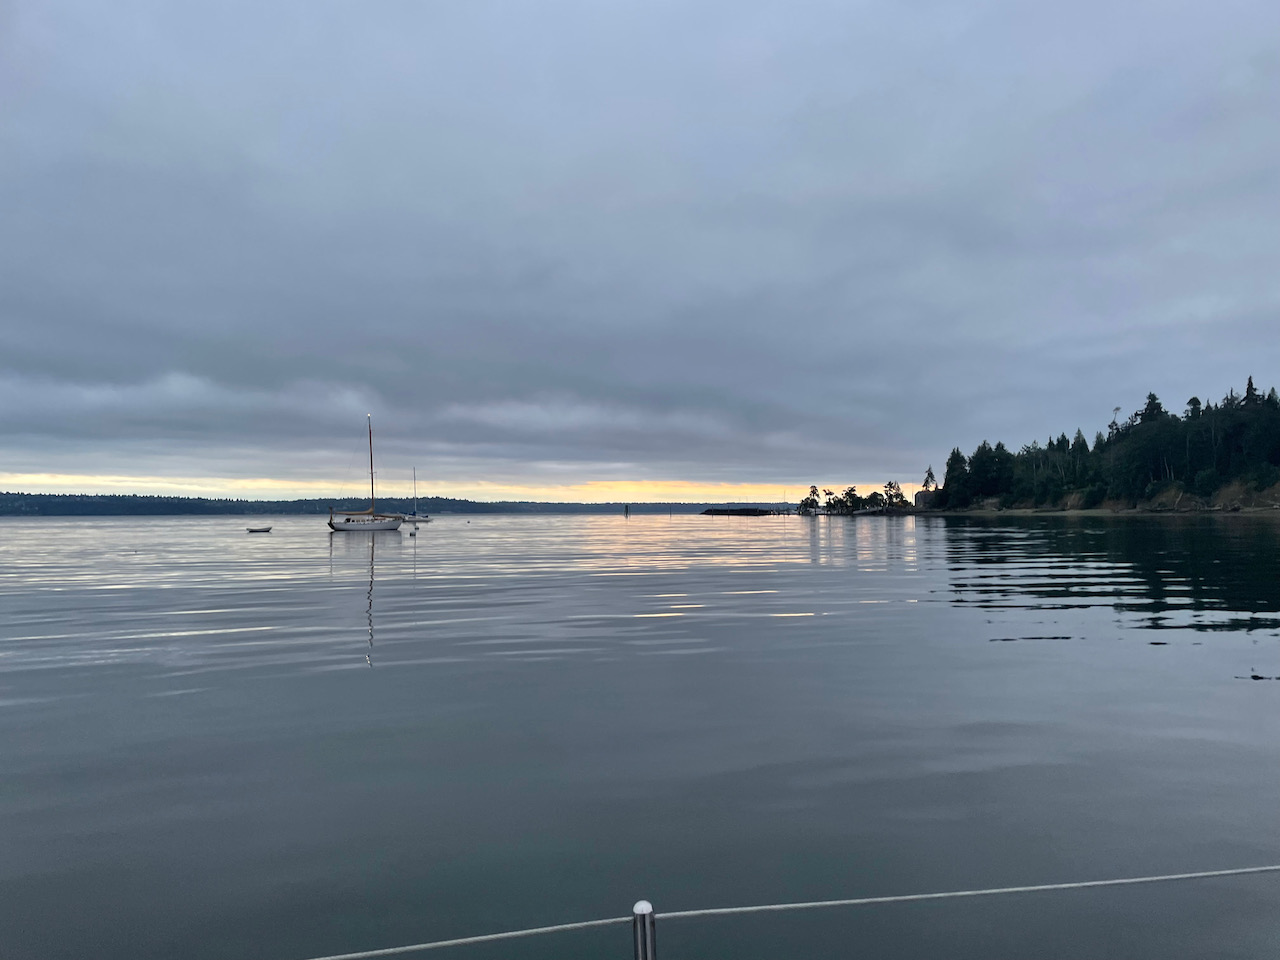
top-left (914, 489), bottom-right (940, 509)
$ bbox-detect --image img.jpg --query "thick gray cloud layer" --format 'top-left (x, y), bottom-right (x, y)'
top-left (3, 0), bottom-right (1279, 491)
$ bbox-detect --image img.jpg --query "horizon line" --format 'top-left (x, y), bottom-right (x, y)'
top-left (0, 475), bottom-right (925, 504)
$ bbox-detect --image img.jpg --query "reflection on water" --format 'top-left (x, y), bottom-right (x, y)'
top-left (3, 514), bottom-right (1280, 960)
top-left (364, 535), bottom-right (376, 666)
top-left (3, 511), bottom-right (1279, 681)
top-left (945, 516), bottom-right (1280, 634)
top-left (3, 512), bottom-right (1279, 678)
top-left (329, 529), bottom-right (403, 667)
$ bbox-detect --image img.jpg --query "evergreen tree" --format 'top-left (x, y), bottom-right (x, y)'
top-left (1139, 393), bottom-right (1166, 423)
top-left (1070, 430), bottom-right (1090, 482)
top-left (939, 447), bottom-right (970, 507)
top-left (1245, 376), bottom-right (1260, 406)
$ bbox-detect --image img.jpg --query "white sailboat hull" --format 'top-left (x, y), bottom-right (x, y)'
top-left (328, 516), bottom-right (403, 532)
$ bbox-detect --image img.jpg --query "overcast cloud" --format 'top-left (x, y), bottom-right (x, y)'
top-left (2, 0), bottom-right (1279, 497)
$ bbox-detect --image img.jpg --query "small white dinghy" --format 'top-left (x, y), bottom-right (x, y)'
top-left (246, 526), bottom-right (272, 534)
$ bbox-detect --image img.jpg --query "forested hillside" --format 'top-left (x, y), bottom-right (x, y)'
top-left (936, 378), bottom-right (1280, 508)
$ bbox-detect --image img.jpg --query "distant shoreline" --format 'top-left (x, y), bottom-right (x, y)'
top-left (7, 490), bottom-right (1278, 520)
top-left (0, 491), bottom-right (787, 517)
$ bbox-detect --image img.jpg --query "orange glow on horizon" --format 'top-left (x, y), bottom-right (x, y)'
top-left (0, 473), bottom-right (922, 503)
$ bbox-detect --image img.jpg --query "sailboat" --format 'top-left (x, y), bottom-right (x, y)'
top-left (328, 416), bottom-right (404, 532)
top-left (406, 467), bottom-right (431, 531)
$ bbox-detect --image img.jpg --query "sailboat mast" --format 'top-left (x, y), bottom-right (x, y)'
top-left (368, 414), bottom-right (376, 511)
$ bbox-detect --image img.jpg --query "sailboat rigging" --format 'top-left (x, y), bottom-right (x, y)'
top-left (406, 466), bottom-right (432, 532)
top-left (328, 416), bottom-right (404, 532)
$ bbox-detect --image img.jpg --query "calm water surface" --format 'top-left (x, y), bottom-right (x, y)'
top-left (3, 514), bottom-right (1280, 959)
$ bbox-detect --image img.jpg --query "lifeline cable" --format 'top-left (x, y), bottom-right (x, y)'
top-left (290, 863), bottom-right (1280, 960)
top-left (290, 917), bottom-right (630, 960)
top-left (658, 863), bottom-right (1280, 919)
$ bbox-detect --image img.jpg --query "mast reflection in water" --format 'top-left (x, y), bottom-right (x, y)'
top-left (365, 535), bottom-right (375, 666)
top-left (329, 526), bottom-right (398, 667)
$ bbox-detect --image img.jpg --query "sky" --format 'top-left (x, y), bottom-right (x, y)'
top-left (2, 0), bottom-right (1279, 501)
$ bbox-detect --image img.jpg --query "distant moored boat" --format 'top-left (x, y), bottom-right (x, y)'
top-left (405, 466), bottom-right (431, 530)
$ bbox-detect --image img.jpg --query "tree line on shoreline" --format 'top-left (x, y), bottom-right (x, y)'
top-left (934, 377), bottom-right (1280, 509)
top-left (796, 481), bottom-right (911, 515)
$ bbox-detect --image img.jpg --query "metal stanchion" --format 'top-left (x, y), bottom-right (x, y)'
top-left (632, 900), bottom-right (656, 960)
